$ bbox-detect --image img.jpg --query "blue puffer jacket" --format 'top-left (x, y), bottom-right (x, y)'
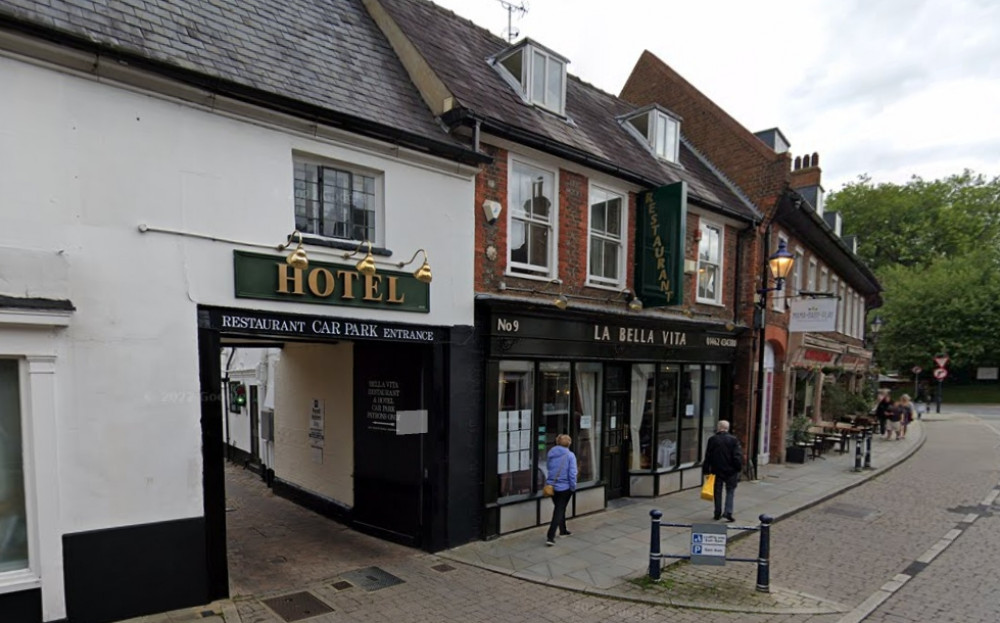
top-left (546, 445), bottom-right (578, 492)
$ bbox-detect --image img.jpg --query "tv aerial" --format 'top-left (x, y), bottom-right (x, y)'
top-left (497, 0), bottom-right (528, 43)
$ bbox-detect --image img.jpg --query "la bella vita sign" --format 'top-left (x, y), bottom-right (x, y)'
top-left (233, 251), bottom-right (429, 313)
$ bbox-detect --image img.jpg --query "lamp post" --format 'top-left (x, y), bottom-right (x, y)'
top-left (751, 236), bottom-right (795, 480)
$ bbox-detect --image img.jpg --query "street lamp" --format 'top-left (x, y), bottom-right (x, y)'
top-left (751, 238), bottom-right (796, 480)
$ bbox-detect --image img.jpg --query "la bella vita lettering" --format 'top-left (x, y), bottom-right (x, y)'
top-left (593, 325), bottom-right (687, 346)
top-left (276, 264), bottom-right (406, 304)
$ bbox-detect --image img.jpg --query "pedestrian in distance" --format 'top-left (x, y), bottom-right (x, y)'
top-left (874, 392), bottom-right (892, 436)
top-left (885, 400), bottom-right (903, 440)
top-left (545, 434), bottom-right (577, 546)
top-left (898, 394), bottom-right (916, 439)
top-left (703, 420), bottom-right (743, 523)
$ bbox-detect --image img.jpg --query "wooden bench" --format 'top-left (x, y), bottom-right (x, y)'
top-left (806, 426), bottom-right (838, 458)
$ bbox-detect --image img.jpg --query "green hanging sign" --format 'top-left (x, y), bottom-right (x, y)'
top-left (635, 181), bottom-right (686, 308)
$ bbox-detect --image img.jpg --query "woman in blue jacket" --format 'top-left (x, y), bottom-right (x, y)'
top-left (545, 434), bottom-right (578, 546)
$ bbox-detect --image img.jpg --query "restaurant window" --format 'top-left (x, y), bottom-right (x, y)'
top-left (294, 159), bottom-right (381, 244)
top-left (497, 361), bottom-right (534, 501)
top-left (539, 362), bottom-right (571, 484)
top-left (572, 363), bottom-right (602, 486)
top-left (655, 365), bottom-right (680, 470)
top-left (678, 365), bottom-right (701, 467)
top-left (701, 365), bottom-right (721, 460)
top-left (508, 159), bottom-right (557, 278)
top-left (629, 364), bottom-right (655, 471)
top-left (0, 359), bottom-right (27, 574)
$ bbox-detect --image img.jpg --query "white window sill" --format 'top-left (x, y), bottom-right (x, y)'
top-left (584, 280), bottom-right (626, 292)
top-left (695, 299), bottom-right (725, 308)
top-left (0, 570), bottom-right (42, 595)
top-left (504, 269), bottom-right (557, 283)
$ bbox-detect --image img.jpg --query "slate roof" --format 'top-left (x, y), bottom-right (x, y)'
top-left (375, 0), bottom-right (758, 220)
top-left (0, 0), bottom-right (485, 164)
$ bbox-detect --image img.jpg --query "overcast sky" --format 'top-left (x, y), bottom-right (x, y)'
top-left (427, 0), bottom-right (1000, 193)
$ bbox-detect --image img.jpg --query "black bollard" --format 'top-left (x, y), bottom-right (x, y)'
top-left (853, 432), bottom-right (863, 471)
top-left (756, 514), bottom-right (772, 593)
top-left (863, 430), bottom-right (873, 469)
top-left (648, 509), bottom-right (663, 581)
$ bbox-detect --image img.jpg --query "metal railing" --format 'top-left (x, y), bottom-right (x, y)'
top-left (648, 510), bottom-right (773, 593)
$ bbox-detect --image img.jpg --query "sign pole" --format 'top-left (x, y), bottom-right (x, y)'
top-left (936, 379), bottom-right (942, 414)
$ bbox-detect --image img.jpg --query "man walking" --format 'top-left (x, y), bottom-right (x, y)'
top-left (703, 420), bottom-right (743, 522)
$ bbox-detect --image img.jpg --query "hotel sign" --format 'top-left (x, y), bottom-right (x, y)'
top-left (233, 251), bottom-right (429, 313)
top-left (635, 182), bottom-right (686, 308)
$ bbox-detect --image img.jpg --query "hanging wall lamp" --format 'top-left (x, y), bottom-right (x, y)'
top-left (343, 240), bottom-right (377, 277)
top-left (397, 249), bottom-right (433, 284)
top-left (277, 230), bottom-right (309, 269)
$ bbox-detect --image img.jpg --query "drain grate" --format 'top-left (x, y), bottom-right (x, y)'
top-left (331, 580), bottom-right (354, 591)
top-left (431, 563), bottom-right (455, 573)
top-left (339, 566), bottom-right (405, 592)
top-left (823, 502), bottom-right (880, 520)
top-left (261, 591), bottom-right (334, 622)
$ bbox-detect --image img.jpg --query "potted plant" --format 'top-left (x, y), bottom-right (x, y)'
top-left (785, 415), bottom-right (812, 463)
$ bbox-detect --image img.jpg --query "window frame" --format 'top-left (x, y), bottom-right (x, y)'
top-left (293, 157), bottom-right (384, 246)
top-left (495, 43), bottom-right (568, 116)
top-left (696, 220), bottom-right (724, 305)
top-left (652, 110), bottom-right (680, 163)
top-left (807, 258), bottom-right (818, 293)
top-left (506, 155), bottom-right (559, 280)
top-left (792, 247), bottom-right (805, 297)
top-left (586, 183), bottom-right (627, 289)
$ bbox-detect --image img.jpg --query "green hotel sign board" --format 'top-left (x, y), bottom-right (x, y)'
top-left (635, 181), bottom-right (686, 307)
top-left (233, 251), bottom-right (430, 313)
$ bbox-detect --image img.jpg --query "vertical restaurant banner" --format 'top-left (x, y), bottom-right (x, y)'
top-left (635, 181), bottom-right (686, 307)
top-left (788, 297), bottom-right (838, 332)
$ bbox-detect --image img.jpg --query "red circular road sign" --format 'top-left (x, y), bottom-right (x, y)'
top-left (912, 366), bottom-right (922, 375)
top-left (933, 368), bottom-right (948, 380)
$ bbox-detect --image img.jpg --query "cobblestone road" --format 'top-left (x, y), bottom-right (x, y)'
top-left (189, 414), bottom-right (1000, 623)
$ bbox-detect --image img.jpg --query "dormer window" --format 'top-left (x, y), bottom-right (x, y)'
top-left (495, 39), bottom-right (568, 115)
top-left (621, 106), bottom-right (681, 164)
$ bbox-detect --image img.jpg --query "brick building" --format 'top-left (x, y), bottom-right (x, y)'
top-left (622, 51), bottom-right (881, 465)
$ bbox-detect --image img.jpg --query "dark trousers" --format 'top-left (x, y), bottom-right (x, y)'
top-left (713, 473), bottom-right (739, 517)
top-left (547, 489), bottom-right (573, 540)
top-left (877, 415), bottom-right (887, 435)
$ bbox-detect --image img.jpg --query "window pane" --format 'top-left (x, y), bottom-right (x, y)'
top-left (527, 222), bottom-right (549, 267)
top-left (678, 366), bottom-right (701, 467)
top-left (590, 201), bottom-right (606, 233)
top-left (655, 365), bottom-right (679, 470)
top-left (664, 117), bottom-right (678, 162)
top-left (539, 362), bottom-right (570, 487)
top-left (531, 50), bottom-right (546, 105)
top-left (630, 364), bottom-right (655, 471)
top-left (545, 58), bottom-right (564, 109)
top-left (498, 361), bottom-right (534, 501)
top-left (510, 220), bottom-right (527, 264)
top-left (0, 360), bottom-right (27, 573)
top-left (606, 197), bottom-right (622, 236)
top-left (589, 237), bottom-right (604, 277)
top-left (602, 241), bottom-right (619, 279)
top-left (701, 366), bottom-right (721, 462)
top-left (698, 265), bottom-right (717, 300)
top-left (572, 363), bottom-right (602, 485)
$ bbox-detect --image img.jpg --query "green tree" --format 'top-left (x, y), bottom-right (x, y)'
top-left (874, 248), bottom-right (1000, 370)
top-left (829, 171), bottom-right (1000, 272)
top-left (829, 171), bottom-right (1000, 371)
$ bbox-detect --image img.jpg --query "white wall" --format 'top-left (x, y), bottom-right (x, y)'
top-left (273, 342), bottom-right (354, 506)
top-left (0, 54), bottom-right (476, 537)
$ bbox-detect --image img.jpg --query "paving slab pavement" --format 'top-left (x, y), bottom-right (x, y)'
top-left (120, 416), bottom-right (937, 623)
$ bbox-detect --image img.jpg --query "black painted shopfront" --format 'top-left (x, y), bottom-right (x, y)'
top-left (478, 300), bottom-right (740, 538)
top-left (196, 305), bottom-right (481, 602)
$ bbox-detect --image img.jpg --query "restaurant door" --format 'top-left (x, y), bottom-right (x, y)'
top-left (602, 364), bottom-right (630, 500)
